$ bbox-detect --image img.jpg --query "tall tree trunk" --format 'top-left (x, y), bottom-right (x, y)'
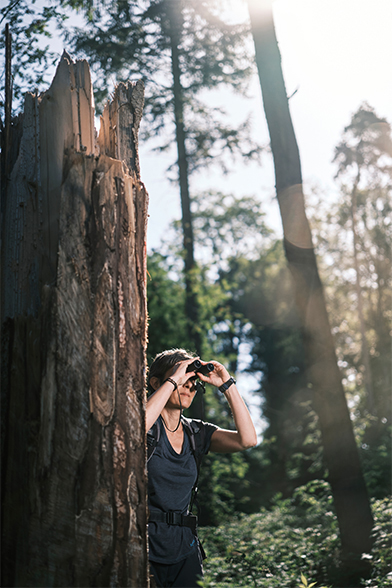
top-left (247, 2), bottom-right (373, 583)
top-left (1, 53), bottom-right (149, 587)
top-left (165, 0), bottom-right (202, 357)
top-left (165, 0), bottom-right (203, 418)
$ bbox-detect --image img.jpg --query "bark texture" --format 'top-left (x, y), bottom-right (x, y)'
top-left (248, 2), bottom-right (373, 582)
top-left (1, 52), bottom-right (149, 587)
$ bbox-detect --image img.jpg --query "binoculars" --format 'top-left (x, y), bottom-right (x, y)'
top-left (186, 359), bottom-right (214, 376)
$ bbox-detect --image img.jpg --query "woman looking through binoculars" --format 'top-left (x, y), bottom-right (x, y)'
top-left (146, 348), bottom-right (257, 588)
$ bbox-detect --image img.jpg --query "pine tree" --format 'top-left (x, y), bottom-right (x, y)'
top-left (67, 0), bottom-right (260, 361)
top-left (0, 0), bottom-right (66, 111)
top-left (333, 104), bottom-right (392, 418)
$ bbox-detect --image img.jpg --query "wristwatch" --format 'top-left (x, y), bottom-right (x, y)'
top-left (219, 377), bottom-right (236, 393)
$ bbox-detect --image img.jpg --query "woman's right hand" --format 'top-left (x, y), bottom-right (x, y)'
top-left (168, 358), bottom-right (198, 386)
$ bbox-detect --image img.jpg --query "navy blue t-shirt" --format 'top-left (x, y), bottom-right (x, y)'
top-left (148, 416), bottom-right (217, 564)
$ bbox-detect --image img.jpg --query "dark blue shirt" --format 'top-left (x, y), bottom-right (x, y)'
top-left (148, 417), bottom-right (217, 564)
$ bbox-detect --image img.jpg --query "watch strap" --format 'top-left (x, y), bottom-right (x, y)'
top-left (219, 377), bottom-right (236, 393)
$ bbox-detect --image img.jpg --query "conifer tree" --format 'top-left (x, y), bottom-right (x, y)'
top-left (67, 0), bottom-right (260, 359)
top-left (333, 104), bottom-right (392, 418)
top-left (0, 0), bottom-right (65, 110)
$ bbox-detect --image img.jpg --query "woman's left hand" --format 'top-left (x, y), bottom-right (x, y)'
top-left (198, 360), bottom-right (258, 451)
top-left (197, 360), bottom-right (231, 389)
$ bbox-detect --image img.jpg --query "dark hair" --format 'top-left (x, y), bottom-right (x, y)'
top-left (147, 348), bottom-right (196, 393)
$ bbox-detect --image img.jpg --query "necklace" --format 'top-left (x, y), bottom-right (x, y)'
top-left (161, 413), bottom-right (182, 433)
top-left (161, 388), bottom-right (183, 432)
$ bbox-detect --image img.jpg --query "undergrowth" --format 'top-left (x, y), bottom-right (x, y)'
top-left (198, 481), bottom-right (391, 588)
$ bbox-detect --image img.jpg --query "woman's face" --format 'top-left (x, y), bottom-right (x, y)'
top-left (163, 368), bottom-right (197, 410)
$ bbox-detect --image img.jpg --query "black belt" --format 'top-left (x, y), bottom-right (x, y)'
top-left (149, 511), bottom-right (198, 533)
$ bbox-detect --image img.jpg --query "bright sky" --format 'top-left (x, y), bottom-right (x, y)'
top-left (142, 0), bottom-right (392, 250)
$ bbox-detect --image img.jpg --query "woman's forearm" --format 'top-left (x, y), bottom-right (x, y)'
top-left (146, 380), bottom-right (178, 431)
top-left (224, 385), bottom-right (257, 448)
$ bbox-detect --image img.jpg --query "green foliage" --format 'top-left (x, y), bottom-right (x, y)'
top-left (147, 155), bottom-right (390, 512)
top-left (146, 251), bottom-right (189, 362)
top-left (197, 449), bottom-right (250, 525)
top-left (362, 497), bottom-right (392, 587)
top-left (146, 247), bottom-right (233, 361)
top-left (192, 191), bottom-right (271, 266)
top-left (198, 483), bottom-right (392, 588)
top-left (198, 481), bottom-right (339, 588)
top-left (356, 417), bottom-right (392, 499)
top-left (0, 0), bottom-right (68, 112)
top-left (298, 574), bottom-right (328, 588)
top-left (214, 241), bottom-right (326, 503)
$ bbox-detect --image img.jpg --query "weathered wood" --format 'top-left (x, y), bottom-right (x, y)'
top-left (1, 53), bottom-right (148, 587)
top-left (98, 79), bottom-right (144, 179)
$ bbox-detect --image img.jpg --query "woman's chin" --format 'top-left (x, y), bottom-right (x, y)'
top-left (179, 395), bottom-right (193, 408)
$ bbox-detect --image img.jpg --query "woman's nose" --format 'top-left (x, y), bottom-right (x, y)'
top-left (185, 378), bottom-right (196, 391)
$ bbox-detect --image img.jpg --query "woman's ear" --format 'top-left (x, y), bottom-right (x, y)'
top-left (149, 376), bottom-right (161, 391)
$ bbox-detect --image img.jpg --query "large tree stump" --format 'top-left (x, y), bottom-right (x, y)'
top-left (1, 52), bottom-right (149, 587)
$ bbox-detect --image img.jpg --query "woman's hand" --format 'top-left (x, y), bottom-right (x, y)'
top-left (168, 358), bottom-right (198, 386)
top-left (196, 360), bottom-right (230, 389)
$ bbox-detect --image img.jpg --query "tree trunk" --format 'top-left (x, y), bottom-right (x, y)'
top-left (1, 53), bottom-right (149, 587)
top-left (165, 0), bottom-right (204, 418)
top-left (247, 2), bottom-right (373, 582)
top-left (165, 0), bottom-right (202, 356)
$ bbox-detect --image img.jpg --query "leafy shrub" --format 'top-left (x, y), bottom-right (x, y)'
top-left (198, 481), bottom-right (391, 588)
top-left (361, 497), bottom-right (392, 588)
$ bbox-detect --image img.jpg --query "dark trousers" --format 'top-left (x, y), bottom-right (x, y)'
top-left (149, 546), bottom-right (203, 588)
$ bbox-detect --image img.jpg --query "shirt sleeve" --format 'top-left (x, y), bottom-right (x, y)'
top-left (199, 420), bottom-right (218, 455)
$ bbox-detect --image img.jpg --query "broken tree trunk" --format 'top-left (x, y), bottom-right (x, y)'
top-left (247, 2), bottom-right (373, 585)
top-left (1, 53), bottom-right (149, 587)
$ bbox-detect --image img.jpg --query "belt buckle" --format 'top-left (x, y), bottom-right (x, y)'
top-left (167, 511), bottom-right (175, 525)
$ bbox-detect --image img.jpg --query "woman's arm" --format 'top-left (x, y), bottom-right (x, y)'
top-left (198, 362), bottom-right (257, 452)
top-left (145, 358), bottom-right (196, 431)
top-left (209, 383), bottom-right (257, 452)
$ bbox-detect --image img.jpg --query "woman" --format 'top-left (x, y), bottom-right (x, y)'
top-left (146, 348), bottom-right (257, 588)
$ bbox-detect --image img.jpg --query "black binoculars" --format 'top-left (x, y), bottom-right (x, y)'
top-left (186, 359), bottom-right (214, 376)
